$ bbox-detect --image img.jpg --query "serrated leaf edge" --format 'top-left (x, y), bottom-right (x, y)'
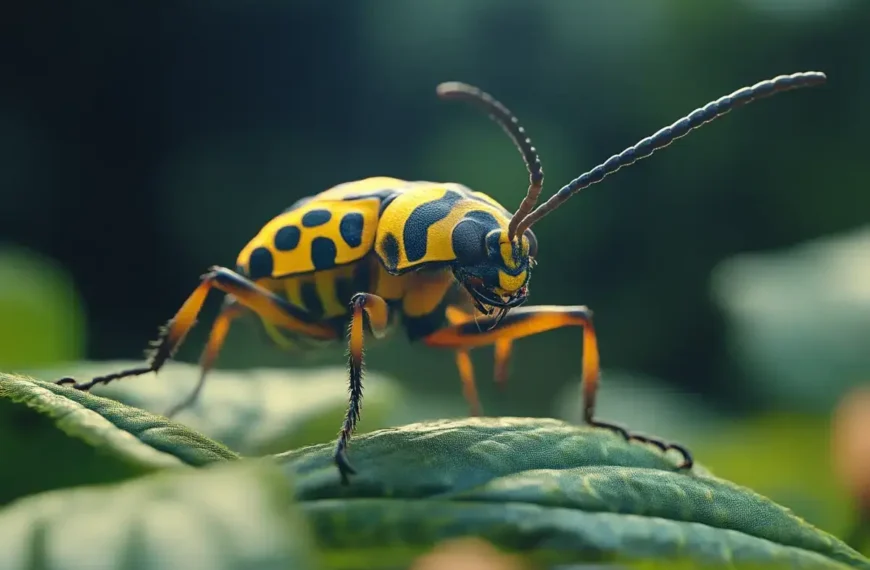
top-left (1, 375), bottom-right (185, 471)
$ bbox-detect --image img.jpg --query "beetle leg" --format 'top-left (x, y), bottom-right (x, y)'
top-left (334, 292), bottom-right (390, 485)
top-left (494, 339), bottom-right (513, 389)
top-left (55, 266), bottom-right (335, 393)
top-left (422, 304), bottom-right (693, 470)
top-left (444, 306), bottom-right (482, 416)
top-left (162, 296), bottom-right (244, 418)
top-left (453, 349), bottom-right (481, 417)
top-left (443, 305), bottom-right (514, 414)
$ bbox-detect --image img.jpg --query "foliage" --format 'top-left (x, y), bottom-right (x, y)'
top-left (0, 371), bottom-right (236, 504)
top-left (3, 2), bottom-right (867, 567)
top-left (50, 361), bottom-right (419, 456)
top-left (0, 460), bottom-right (319, 570)
top-left (2, 371), bottom-right (868, 569)
top-left (555, 377), bottom-right (857, 538)
top-left (0, 246), bottom-right (85, 370)
top-left (712, 226), bottom-right (870, 414)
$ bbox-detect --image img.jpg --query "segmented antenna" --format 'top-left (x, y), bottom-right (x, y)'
top-left (515, 71), bottom-right (827, 236)
top-left (436, 82), bottom-right (544, 239)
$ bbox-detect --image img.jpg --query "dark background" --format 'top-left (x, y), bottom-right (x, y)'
top-left (2, 0), bottom-right (869, 543)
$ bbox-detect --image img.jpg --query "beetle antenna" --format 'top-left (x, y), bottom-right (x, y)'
top-left (436, 82), bottom-right (544, 239)
top-left (515, 71), bottom-right (827, 235)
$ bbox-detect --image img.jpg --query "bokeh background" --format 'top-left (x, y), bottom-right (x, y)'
top-left (3, 0), bottom-right (870, 551)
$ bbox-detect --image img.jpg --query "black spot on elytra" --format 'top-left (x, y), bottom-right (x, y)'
top-left (302, 209), bottom-right (332, 227)
top-left (381, 233), bottom-right (400, 271)
top-left (404, 190), bottom-right (464, 262)
top-left (274, 225), bottom-right (301, 251)
top-left (311, 237), bottom-right (338, 270)
top-left (339, 212), bottom-right (365, 248)
top-left (248, 247), bottom-right (274, 280)
top-left (300, 281), bottom-right (324, 319)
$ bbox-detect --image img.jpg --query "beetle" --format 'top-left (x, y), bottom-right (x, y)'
top-left (55, 70), bottom-right (826, 484)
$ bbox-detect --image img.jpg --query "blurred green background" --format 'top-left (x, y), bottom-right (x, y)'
top-left (2, 0), bottom-right (869, 551)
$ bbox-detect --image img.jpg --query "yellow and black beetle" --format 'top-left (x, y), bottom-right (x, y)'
top-left (56, 71), bottom-right (826, 484)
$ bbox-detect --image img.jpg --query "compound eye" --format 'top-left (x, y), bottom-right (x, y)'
top-left (524, 228), bottom-right (538, 258)
top-left (451, 218), bottom-right (487, 265)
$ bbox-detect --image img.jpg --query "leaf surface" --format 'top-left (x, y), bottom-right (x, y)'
top-left (278, 417), bottom-right (870, 570)
top-left (44, 361), bottom-right (460, 455)
top-left (0, 460), bottom-right (320, 570)
top-left (0, 373), bottom-right (237, 503)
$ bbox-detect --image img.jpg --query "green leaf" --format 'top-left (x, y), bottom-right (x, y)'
top-left (555, 375), bottom-right (857, 539)
top-left (0, 373), bottom-right (237, 504)
top-left (39, 361), bottom-right (464, 456)
top-left (0, 246), bottom-right (86, 370)
top-left (693, 411), bottom-right (855, 541)
top-left (553, 369), bottom-right (730, 450)
top-left (278, 417), bottom-right (870, 570)
top-left (0, 459), bottom-right (320, 570)
top-left (711, 227), bottom-right (870, 413)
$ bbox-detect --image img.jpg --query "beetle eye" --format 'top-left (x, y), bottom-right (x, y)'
top-left (451, 219), bottom-right (488, 264)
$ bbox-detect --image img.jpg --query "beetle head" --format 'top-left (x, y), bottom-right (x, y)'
top-left (451, 217), bottom-right (538, 319)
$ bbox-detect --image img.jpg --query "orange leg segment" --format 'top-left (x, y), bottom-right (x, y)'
top-left (334, 292), bottom-right (391, 485)
top-left (493, 339), bottom-right (513, 389)
top-left (424, 304), bottom-right (693, 470)
top-left (441, 306), bottom-right (521, 414)
top-left (444, 306), bottom-right (483, 416)
top-left (56, 266), bottom-right (335, 395)
top-left (453, 350), bottom-right (481, 417)
top-left (163, 296), bottom-right (245, 418)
